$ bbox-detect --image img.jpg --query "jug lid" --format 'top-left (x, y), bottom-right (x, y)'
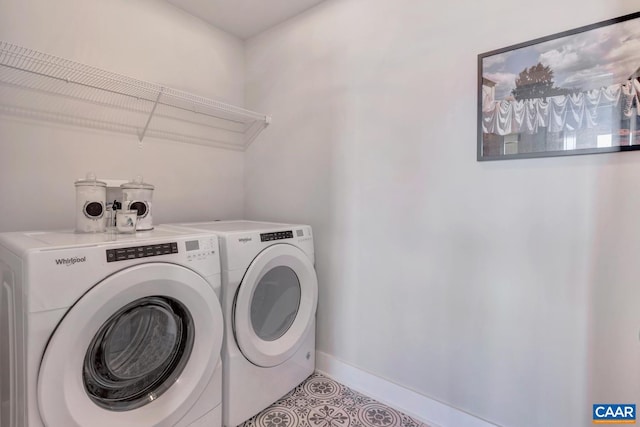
top-left (121, 175), bottom-right (154, 190)
top-left (75, 172), bottom-right (106, 187)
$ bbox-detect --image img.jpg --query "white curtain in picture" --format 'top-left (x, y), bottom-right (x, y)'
top-left (482, 79), bottom-right (640, 136)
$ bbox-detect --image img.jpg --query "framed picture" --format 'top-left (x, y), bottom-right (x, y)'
top-left (478, 11), bottom-right (640, 161)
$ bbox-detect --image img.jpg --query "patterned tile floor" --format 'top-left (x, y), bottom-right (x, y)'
top-left (239, 373), bottom-right (431, 427)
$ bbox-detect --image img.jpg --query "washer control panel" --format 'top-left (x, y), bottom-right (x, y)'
top-left (185, 237), bottom-right (217, 262)
top-left (106, 242), bottom-right (178, 262)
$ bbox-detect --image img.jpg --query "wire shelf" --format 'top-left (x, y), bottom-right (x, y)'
top-left (0, 41), bottom-right (270, 150)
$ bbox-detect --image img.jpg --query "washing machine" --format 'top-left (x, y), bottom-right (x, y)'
top-left (166, 221), bottom-right (318, 427)
top-left (0, 227), bottom-right (224, 427)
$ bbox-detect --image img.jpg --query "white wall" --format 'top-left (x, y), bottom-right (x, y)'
top-left (245, 1), bottom-right (640, 426)
top-left (0, 0), bottom-right (245, 231)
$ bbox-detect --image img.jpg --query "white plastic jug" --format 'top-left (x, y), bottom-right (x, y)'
top-left (121, 176), bottom-right (154, 231)
top-left (75, 172), bottom-right (107, 233)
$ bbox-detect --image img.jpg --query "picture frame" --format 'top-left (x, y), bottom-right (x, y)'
top-left (477, 11), bottom-right (640, 161)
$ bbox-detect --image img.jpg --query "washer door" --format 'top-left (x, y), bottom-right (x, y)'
top-left (233, 244), bottom-right (317, 368)
top-left (37, 263), bottom-right (223, 427)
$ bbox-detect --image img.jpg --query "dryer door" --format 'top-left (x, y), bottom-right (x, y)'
top-left (37, 263), bottom-right (223, 427)
top-left (233, 244), bottom-right (318, 367)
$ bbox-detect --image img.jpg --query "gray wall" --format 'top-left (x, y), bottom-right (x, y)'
top-left (0, 0), bottom-right (246, 231)
top-left (244, 1), bottom-right (640, 426)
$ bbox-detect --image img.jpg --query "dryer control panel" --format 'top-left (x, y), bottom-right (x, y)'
top-left (260, 230), bottom-right (293, 242)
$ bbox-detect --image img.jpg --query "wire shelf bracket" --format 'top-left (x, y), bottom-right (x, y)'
top-left (138, 88), bottom-right (164, 148)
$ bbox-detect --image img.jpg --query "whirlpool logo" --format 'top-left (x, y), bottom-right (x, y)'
top-left (55, 256), bottom-right (87, 266)
top-left (238, 237), bottom-right (252, 243)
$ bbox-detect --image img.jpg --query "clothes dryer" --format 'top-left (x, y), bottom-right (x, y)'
top-left (0, 227), bottom-right (224, 427)
top-left (166, 221), bottom-right (317, 427)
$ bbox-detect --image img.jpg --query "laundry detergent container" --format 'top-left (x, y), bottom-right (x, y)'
top-left (121, 177), bottom-right (154, 231)
top-left (75, 174), bottom-right (107, 233)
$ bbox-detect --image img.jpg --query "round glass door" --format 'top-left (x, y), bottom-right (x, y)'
top-left (234, 244), bottom-right (318, 368)
top-left (83, 296), bottom-right (194, 411)
top-left (250, 266), bottom-right (301, 341)
top-left (37, 263), bottom-right (223, 427)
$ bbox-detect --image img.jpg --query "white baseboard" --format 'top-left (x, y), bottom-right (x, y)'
top-left (315, 351), bottom-right (498, 427)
